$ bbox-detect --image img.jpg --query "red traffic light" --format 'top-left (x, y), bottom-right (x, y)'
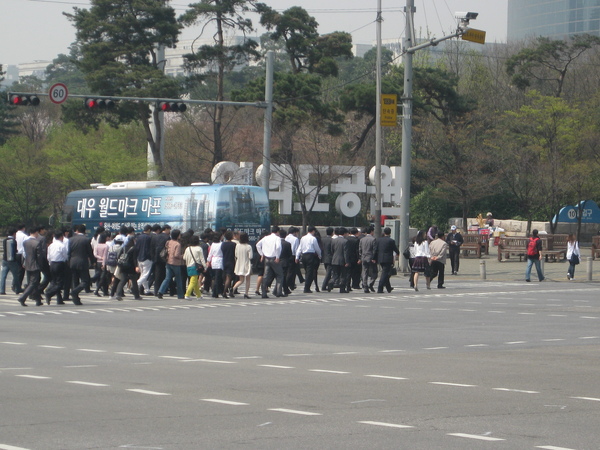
top-left (159, 101), bottom-right (187, 112)
top-left (85, 98), bottom-right (116, 109)
top-left (10, 94), bottom-right (40, 106)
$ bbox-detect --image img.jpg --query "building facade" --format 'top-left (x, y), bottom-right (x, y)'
top-left (508, 0), bottom-right (600, 41)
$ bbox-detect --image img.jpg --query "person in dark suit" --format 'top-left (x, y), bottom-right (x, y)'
top-left (279, 229), bottom-right (293, 295)
top-left (17, 226), bottom-right (44, 306)
top-left (320, 227), bottom-right (334, 292)
top-left (68, 224), bottom-right (95, 305)
top-left (373, 227), bottom-right (400, 293)
top-left (345, 227), bottom-right (361, 291)
top-left (329, 227), bottom-right (350, 293)
top-left (359, 226), bottom-right (377, 293)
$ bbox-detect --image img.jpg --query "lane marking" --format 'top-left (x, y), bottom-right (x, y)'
top-left (579, 336), bottom-right (600, 339)
top-left (67, 381), bottom-right (109, 387)
top-left (1, 342), bottom-right (26, 345)
top-left (64, 365), bottom-right (97, 368)
top-left (493, 388), bottom-right (539, 394)
top-left (233, 356), bottom-right (262, 359)
top-left (201, 399), bottom-right (249, 406)
top-left (159, 356), bottom-right (192, 360)
top-left (505, 341), bottom-right (526, 345)
top-left (284, 353), bottom-right (312, 357)
top-left (116, 352), bottom-right (148, 356)
top-left (358, 421), bottom-right (413, 429)
top-left (365, 375), bottom-right (407, 380)
top-left (571, 396), bottom-right (600, 402)
top-left (77, 349), bottom-right (106, 353)
top-left (542, 339), bottom-right (565, 342)
top-left (182, 359), bottom-right (236, 364)
top-left (0, 367), bottom-right (32, 370)
top-left (536, 446), bottom-right (576, 450)
top-left (127, 389), bottom-right (170, 396)
top-left (465, 344), bottom-right (489, 347)
top-left (333, 352), bottom-right (358, 355)
top-left (259, 365), bottom-right (294, 369)
top-left (309, 369), bottom-right (350, 374)
top-left (424, 347), bottom-right (448, 350)
top-left (0, 444), bottom-right (32, 450)
top-left (430, 382), bottom-right (476, 387)
top-left (448, 433), bottom-right (504, 441)
top-left (16, 375), bottom-right (50, 379)
top-left (268, 408), bottom-right (321, 416)
top-left (38, 345), bottom-right (65, 349)
top-left (378, 350), bottom-right (405, 353)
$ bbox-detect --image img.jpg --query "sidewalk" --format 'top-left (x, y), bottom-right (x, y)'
top-left (402, 247), bottom-right (596, 284)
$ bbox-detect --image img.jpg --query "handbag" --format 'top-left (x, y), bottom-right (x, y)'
top-left (402, 245), bottom-right (411, 260)
top-left (390, 266), bottom-right (398, 276)
top-left (190, 248), bottom-right (205, 274)
top-left (571, 254), bottom-right (580, 265)
top-left (159, 242), bottom-right (168, 263)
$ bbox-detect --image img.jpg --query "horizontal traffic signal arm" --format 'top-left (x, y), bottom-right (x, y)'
top-left (9, 94), bottom-right (40, 106)
top-left (7, 92), bottom-right (267, 109)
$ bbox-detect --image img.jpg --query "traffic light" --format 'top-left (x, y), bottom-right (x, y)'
top-left (10, 94), bottom-right (40, 106)
top-left (158, 101), bottom-right (187, 112)
top-left (85, 98), bottom-right (116, 109)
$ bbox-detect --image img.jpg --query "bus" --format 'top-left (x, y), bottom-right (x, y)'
top-left (62, 181), bottom-right (270, 241)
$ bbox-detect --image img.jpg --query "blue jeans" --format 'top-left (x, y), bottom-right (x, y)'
top-left (159, 264), bottom-right (184, 299)
top-left (525, 257), bottom-right (544, 281)
top-left (0, 260), bottom-right (21, 294)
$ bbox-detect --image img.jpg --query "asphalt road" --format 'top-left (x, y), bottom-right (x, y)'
top-left (0, 276), bottom-right (599, 449)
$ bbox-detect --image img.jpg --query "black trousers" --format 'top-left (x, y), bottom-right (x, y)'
top-left (321, 263), bottom-right (333, 291)
top-left (46, 261), bottom-right (66, 301)
top-left (430, 260), bottom-right (445, 287)
top-left (330, 264), bottom-right (348, 292)
top-left (19, 270), bottom-right (41, 302)
top-left (449, 247), bottom-right (460, 273)
top-left (262, 257), bottom-right (283, 297)
top-left (377, 263), bottom-right (393, 293)
top-left (301, 253), bottom-right (318, 292)
top-left (71, 267), bottom-right (90, 298)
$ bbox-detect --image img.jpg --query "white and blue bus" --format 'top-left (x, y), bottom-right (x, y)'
top-left (62, 181), bottom-right (270, 241)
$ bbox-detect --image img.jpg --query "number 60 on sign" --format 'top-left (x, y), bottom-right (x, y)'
top-left (49, 83), bottom-right (69, 104)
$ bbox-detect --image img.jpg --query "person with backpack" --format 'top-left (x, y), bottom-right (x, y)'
top-left (525, 229), bottom-right (545, 282)
top-left (566, 233), bottom-right (580, 281)
top-left (112, 235), bottom-right (142, 301)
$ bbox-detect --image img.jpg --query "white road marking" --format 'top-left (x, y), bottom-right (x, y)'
top-left (67, 381), bottom-right (109, 387)
top-left (448, 433), bottom-right (504, 441)
top-left (1, 342), bottom-right (26, 345)
top-left (284, 353), bottom-right (312, 357)
top-left (579, 336), bottom-right (599, 339)
top-left (309, 369), bottom-right (349, 374)
top-left (424, 347), bottom-right (448, 350)
top-left (5, 313), bottom-right (26, 316)
top-left (465, 344), bottom-right (489, 347)
top-left (16, 375), bottom-right (50, 379)
top-left (268, 408), bottom-right (321, 416)
top-left (233, 356), bottom-right (262, 359)
top-left (430, 382), bottom-right (476, 387)
top-left (333, 352), bottom-right (359, 355)
top-left (0, 367), bottom-right (32, 370)
top-left (580, 316), bottom-right (598, 319)
top-left (38, 345), bottom-right (65, 349)
top-left (64, 365), bottom-right (97, 368)
top-left (259, 365), bottom-right (294, 369)
top-left (571, 396), bottom-right (600, 402)
top-left (505, 341), bottom-right (526, 345)
top-left (116, 352), bottom-right (148, 356)
top-left (201, 399), bottom-right (249, 406)
top-left (358, 421), bottom-right (413, 429)
top-left (536, 446), bottom-right (576, 450)
top-left (0, 443), bottom-right (33, 450)
top-left (159, 356), bottom-right (191, 360)
top-left (365, 375), bottom-right (407, 380)
top-left (542, 339), bottom-right (565, 342)
top-left (378, 349), bottom-right (405, 353)
top-left (182, 359), bottom-right (236, 364)
top-left (77, 349), bottom-right (106, 353)
top-left (493, 388), bottom-right (539, 394)
top-left (127, 389), bottom-right (170, 396)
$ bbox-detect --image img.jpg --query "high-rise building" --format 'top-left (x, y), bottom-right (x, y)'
top-left (508, 0), bottom-right (600, 42)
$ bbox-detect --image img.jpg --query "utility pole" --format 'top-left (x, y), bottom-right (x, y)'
top-left (262, 50), bottom-right (274, 202)
top-left (374, 0), bottom-right (383, 238)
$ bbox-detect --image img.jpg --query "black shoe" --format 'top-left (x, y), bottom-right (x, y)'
top-left (303, 289), bottom-right (313, 294)
top-left (369, 283), bottom-right (375, 292)
top-left (223, 294), bottom-right (229, 299)
top-left (255, 291), bottom-right (261, 296)
top-left (340, 289), bottom-right (347, 293)
top-left (115, 296), bottom-right (123, 301)
top-left (376, 290), bottom-right (384, 294)
top-left (438, 286), bottom-right (446, 289)
top-left (364, 289), bottom-right (370, 293)
top-left (525, 279), bottom-right (531, 282)
top-left (139, 287), bottom-right (145, 295)
top-left (315, 287), bottom-right (320, 292)
top-left (18, 299), bottom-right (27, 307)
top-left (45, 294), bottom-right (51, 305)
top-left (234, 289), bottom-right (240, 295)
top-left (36, 301), bottom-right (43, 306)
top-left (73, 300), bottom-right (83, 306)
top-left (244, 294), bottom-right (250, 299)
top-left (157, 293), bottom-right (163, 299)
top-left (262, 295), bottom-right (269, 298)
top-left (387, 287), bottom-right (394, 293)
top-left (134, 297), bottom-right (143, 300)
top-left (56, 301), bottom-right (65, 305)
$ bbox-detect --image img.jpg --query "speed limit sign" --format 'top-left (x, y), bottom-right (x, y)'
top-left (49, 83), bottom-right (69, 104)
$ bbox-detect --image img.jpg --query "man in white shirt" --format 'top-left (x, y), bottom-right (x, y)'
top-left (45, 231), bottom-right (68, 305)
top-left (285, 227), bottom-right (304, 290)
top-left (257, 226), bottom-right (283, 298)
top-left (15, 224), bottom-right (27, 293)
top-left (295, 226), bottom-right (322, 293)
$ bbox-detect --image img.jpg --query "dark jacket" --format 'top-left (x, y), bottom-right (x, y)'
top-left (345, 235), bottom-right (360, 264)
top-left (151, 232), bottom-right (170, 263)
top-left (68, 233), bottom-right (95, 270)
top-left (373, 236), bottom-right (400, 265)
top-left (331, 237), bottom-right (350, 266)
top-left (135, 232), bottom-right (152, 262)
top-left (321, 235), bottom-right (333, 265)
top-left (280, 238), bottom-right (293, 268)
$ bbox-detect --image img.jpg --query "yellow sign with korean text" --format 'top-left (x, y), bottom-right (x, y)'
top-left (461, 28), bottom-right (486, 45)
top-left (381, 94), bottom-right (398, 127)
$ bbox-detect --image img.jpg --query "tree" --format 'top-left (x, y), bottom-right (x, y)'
top-left (0, 65), bottom-right (20, 146)
top-left (179, 0), bottom-right (261, 166)
top-left (506, 34), bottom-right (600, 98)
top-left (65, 0), bottom-right (183, 178)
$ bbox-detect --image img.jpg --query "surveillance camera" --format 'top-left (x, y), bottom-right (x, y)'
top-left (455, 11), bottom-right (479, 21)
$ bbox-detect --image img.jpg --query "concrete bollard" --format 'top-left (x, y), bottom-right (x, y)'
top-left (540, 258), bottom-right (545, 278)
top-left (587, 257), bottom-right (593, 281)
top-left (480, 260), bottom-right (486, 280)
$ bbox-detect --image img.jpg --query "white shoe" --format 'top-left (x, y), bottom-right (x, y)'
top-left (184, 296), bottom-right (192, 300)
top-left (196, 296), bottom-right (202, 300)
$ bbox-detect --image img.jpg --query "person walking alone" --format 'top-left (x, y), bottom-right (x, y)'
top-left (566, 233), bottom-right (580, 281)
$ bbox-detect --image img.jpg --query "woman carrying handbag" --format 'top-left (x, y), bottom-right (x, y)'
top-left (566, 233), bottom-right (580, 281)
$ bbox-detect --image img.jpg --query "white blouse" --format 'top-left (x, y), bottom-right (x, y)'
top-left (414, 241), bottom-right (430, 258)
